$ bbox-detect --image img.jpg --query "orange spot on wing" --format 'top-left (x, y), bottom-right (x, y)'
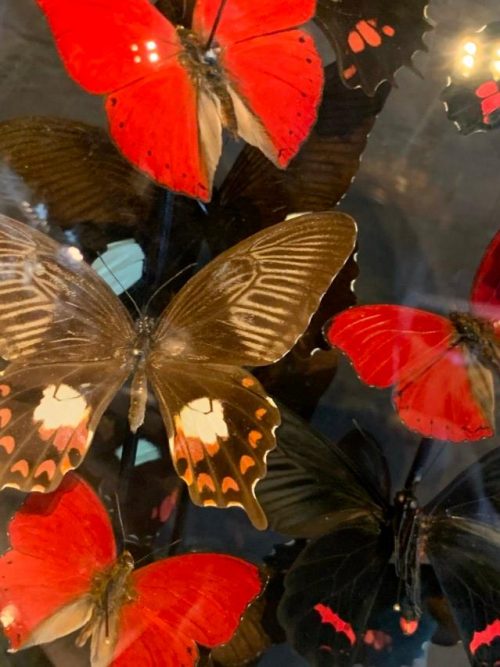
top-left (222, 477), bottom-right (240, 493)
top-left (382, 24), bottom-right (395, 37)
top-left (348, 30), bottom-right (365, 53)
top-left (343, 65), bottom-right (357, 80)
top-left (248, 430), bottom-right (262, 448)
top-left (0, 436), bottom-right (15, 454)
top-left (34, 460), bottom-right (57, 481)
top-left (60, 453), bottom-right (73, 475)
top-left (0, 385), bottom-right (10, 397)
top-left (0, 409), bottom-right (12, 428)
top-left (255, 408), bottom-right (267, 420)
top-left (205, 441), bottom-right (219, 457)
top-left (173, 416), bottom-right (205, 464)
top-left (197, 473), bottom-right (215, 492)
top-left (357, 20), bottom-right (382, 47)
top-left (240, 455), bottom-right (256, 474)
top-left (181, 468), bottom-right (194, 486)
top-left (10, 460), bottom-right (29, 478)
top-left (242, 377), bottom-right (255, 388)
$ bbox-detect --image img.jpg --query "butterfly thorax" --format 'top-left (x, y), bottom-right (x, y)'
top-left (176, 26), bottom-right (238, 133)
top-left (393, 490), bottom-right (423, 621)
top-left (449, 311), bottom-right (498, 366)
top-left (76, 551), bottom-right (135, 651)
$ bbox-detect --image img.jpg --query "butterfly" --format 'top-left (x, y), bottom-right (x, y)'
top-left (442, 22), bottom-right (500, 135)
top-left (324, 229), bottom-right (500, 442)
top-left (314, 0), bottom-right (432, 95)
top-left (35, 0), bottom-right (323, 202)
top-left (0, 211), bottom-right (357, 528)
top-left (0, 473), bottom-right (263, 666)
top-left (256, 410), bottom-right (500, 666)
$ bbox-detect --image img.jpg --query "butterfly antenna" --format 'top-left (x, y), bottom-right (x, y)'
top-left (144, 262), bottom-right (198, 312)
top-left (95, 250), bottom-right (143, 319)
top-left (134, 539), bottom-right (183, 567)
top-left (204, 0), bottom-right (229, 49)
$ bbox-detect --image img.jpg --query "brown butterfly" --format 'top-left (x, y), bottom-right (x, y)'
top-left (0, 212), bottom-right (356, 528)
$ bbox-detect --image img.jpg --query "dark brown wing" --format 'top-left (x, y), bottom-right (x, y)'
top-left (147, 361), bottom-right (280, 529)
top-left (153, 212), bottom-right (357, 367)
top-left (0, 116), bottom-right (157, 228)
top-left (0, 214), bottom-right (135, 491)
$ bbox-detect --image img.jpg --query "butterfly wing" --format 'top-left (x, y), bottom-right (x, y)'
top-left (111, 553), bottom-right (262, 666)
top-left (0, 214), bottom-right (135, 491)
top-left (424, 447), bottom-right (500, 666)
top-left (279, 519), bottom-right (393, 667)
top-left (148, 213), bottom-right (357, 526)
top-left (36, 0), bottom-right (220, 200)
top-left (315, 0), bottom-right (432, 94)
top-left (0, 474), bottom-right (116, 650)
top-left (470, 229), bottom-right (500, 329)
top-left (326, 305), bottom-right (494, 441)
top-left (193, 0), bottom-right (323, 168)
top-left (257, 408), bottom-right (390, 537)
top-left (0, 117), bottom-right (157, 229)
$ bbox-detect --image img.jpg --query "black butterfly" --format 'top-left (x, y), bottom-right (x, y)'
top-left (442, 22), bottom-right (500, 135)
top-left (315, 0), bottom-right (432, 95)
top-left (0, 212), bottom-right (356, 529)
top-left (257, 411), bottom-right (500, 666)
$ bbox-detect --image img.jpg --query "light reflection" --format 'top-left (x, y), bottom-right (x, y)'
top-left (462, 54), bottom-right (475, 69)
top-left (149, 53), bottom-right (159, 63)
top-left (146, 41), bottom-right (157, 50)
top-left (464, 41), bottom-right (477, 55)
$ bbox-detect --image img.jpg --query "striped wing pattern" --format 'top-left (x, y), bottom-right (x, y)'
top-left (149, 213), bottom-right (357, 527)
top-left (0, 215), bottom-right (135, 491)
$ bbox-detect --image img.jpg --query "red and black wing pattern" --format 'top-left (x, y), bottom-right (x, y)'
top-left (424, 446), bottom-right (500, 667)
top-left (471, 229), bottom-right (500, 333)
top-left (0, 215), bottom-right (135, 492)
top-left (148, 213), bottom-right (357, 528)
top-left (315, 0), bottom-right (432, 94)
top-left (279, 519), bottom-right (393, 667)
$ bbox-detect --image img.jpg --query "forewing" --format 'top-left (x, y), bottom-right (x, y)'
top-left (0, 117), bottom-right (157, 229)
top-left (470, 229), bottom-right (500, 329)
top-left (148, 361), bottom-right (280, 529)
top-left (155, 213), bottom-right (357, 367)
top-left (0, 214), bottom-right (134, 363)
top-left (315, 0), bottom-right (432, 94)
top-left (394, 345), bottom-right (494, 441)
top-left (35, 0), bottom-right (180, 93)
top-left (216, 63), bottom-right (389, 227)
top-left (325, 305), bottom-right (456, 388)
top-left (279, 520), bottom-right (393, 667)
top-left (0, 474), bottom-right (116, 650)
top-left (424, 517), bottom-right (500, 666)
top-left (111, 554), bottom-right (262, 666)
top-left (256, 408), bottom-right (389, 537)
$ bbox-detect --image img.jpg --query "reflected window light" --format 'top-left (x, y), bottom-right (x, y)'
top-left (464, 41), bottom-right (477, 55)
top-left (461, 54), bottom-right (475, 69)
top-left (492, 60), bottom-right (500, 75)
top-left (134, 56), bottom-right (141, 64)
top-left (149, 53), bottom-right (160, 63)
top-left (146, 40), bottom-right (157, 50)
top-left (131, 43), bottom-right (139, 52)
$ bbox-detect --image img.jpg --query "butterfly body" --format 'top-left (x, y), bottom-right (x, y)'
top-left (449, 311), bottom-right (499, 370)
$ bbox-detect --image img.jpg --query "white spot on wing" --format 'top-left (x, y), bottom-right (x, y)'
top-left (33, 384), bottom-right (88, 430)
top-left (0, 605), bottom-right (18, 628)
top-left (179, 398), bottom-right (229, 441)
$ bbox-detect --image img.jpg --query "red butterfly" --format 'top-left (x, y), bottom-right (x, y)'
top-left (35, 0), bottom-right (323, 202)
top-left (0, 474), bottom-right (262, 665)
top-left (325, 230), bottom-right (500, 441)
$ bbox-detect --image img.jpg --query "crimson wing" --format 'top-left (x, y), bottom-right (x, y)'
top-left (315, 0), bottom-right (431, 94)
top-left (148, 213), bottom-right (357, 527)
top-left (0, 474), bottom-right (116, 651)
top-left (112, 553), bottom-right (262, 666)
top-left (0, 214), bottom-right (135, 491)
top-left (470, 229), bottom-right (500, 333)
top-left (326, 305), bottom-right (494, 441)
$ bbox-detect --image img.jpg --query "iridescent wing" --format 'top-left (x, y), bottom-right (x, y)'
top-left (148, 212), bottom-right (358, 528)
top-left (0, 214), bottom-right (135, 491)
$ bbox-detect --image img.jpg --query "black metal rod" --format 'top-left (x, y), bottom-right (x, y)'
top-left (168, 485), bottom-right (190, 556)
top-left (205, 0), bottom-right (229, 49)
top-left (404, 438), bottom-right (434, 491)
